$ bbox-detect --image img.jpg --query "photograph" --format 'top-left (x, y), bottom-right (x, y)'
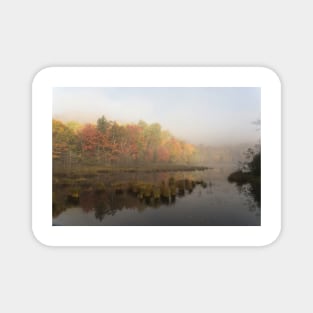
top-left (52, 87), bottom-right (261, 226)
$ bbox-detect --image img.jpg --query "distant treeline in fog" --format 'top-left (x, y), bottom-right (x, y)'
top-left (194, 144), bottom-right (254, 165)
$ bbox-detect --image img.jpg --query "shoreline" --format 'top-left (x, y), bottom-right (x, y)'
top-left (53, 164), bottom-right (211, 177)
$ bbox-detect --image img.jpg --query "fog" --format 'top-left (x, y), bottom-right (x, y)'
top-left (53, 87), bottom-right (260, 145)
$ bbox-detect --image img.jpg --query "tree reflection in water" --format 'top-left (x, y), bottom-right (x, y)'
top-left (235, 180), bottom-right (260, 216)
top-left (53, 175), bottom-right (207, 222)
top-left (53, 168), bottom-right (261, 226)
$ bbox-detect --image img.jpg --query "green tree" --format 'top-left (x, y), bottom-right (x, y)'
top-left (97, 115), bottom-right (109, 134)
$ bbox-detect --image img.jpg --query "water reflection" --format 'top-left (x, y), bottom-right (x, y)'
top-left (234, 180), bottom-right (260, 216)
top-left (53, 167), bottom-right (261, 226)
top-left (53, 174), bottom-right (206, 221)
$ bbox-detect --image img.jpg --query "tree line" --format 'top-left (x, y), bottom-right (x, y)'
top-left (53, 116), bottom-right (196, 169)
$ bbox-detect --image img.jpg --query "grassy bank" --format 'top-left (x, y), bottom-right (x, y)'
top-left (53, 164), bottom-right (210, 178)
top-left (228, 170), bottom-right (260, 186)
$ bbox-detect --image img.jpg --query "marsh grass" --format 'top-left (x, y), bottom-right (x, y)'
top-left (53, 174), bottom-right (208, 218)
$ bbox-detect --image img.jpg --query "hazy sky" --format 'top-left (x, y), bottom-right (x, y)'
top-left (53, 87), bottom-right (260, 145)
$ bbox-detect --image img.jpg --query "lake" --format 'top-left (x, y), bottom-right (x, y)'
top-left (53, 165), bottom-right (260, 226)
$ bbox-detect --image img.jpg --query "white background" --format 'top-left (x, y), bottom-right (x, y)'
top-left (0, 0), bottom-right (310, 312)
top-left (33, 67), bottom-right (281, 247)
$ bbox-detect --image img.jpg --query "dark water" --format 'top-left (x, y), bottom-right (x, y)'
top-left (53, 166), bottom-right (260, 226)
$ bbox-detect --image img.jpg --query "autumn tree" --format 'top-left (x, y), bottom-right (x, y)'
top-left (53, 119), bottom-right (77, 169)
top-left (53, 116), bottom-right (198, 168)
top-left (66, 121), bottom-right (82, 133)
top-left (78, 124), bottom-right (102, 161)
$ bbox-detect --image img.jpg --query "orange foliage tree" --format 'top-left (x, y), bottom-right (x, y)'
top-left (53, 116), bottom-right (197, 169)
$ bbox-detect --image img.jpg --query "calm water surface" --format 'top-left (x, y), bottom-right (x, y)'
top-left (53, 165), bottom-right (260, 226)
